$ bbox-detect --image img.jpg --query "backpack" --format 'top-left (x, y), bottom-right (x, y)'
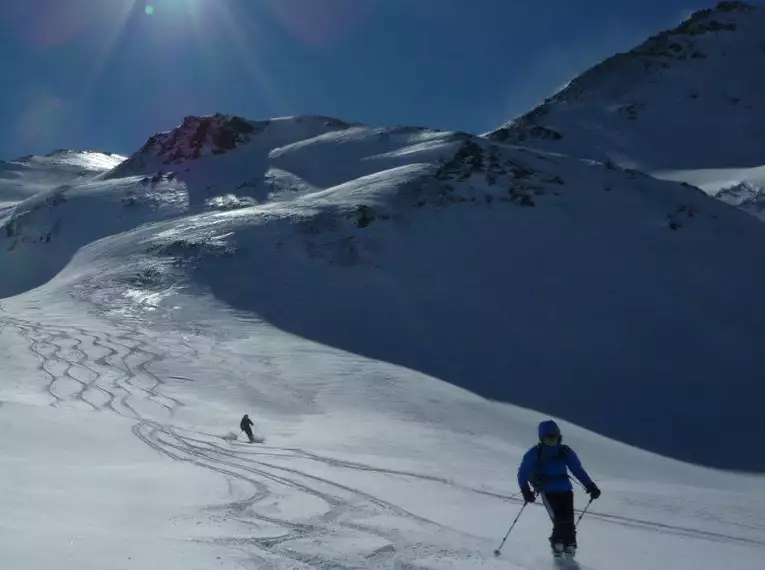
top-left (530, 443), bottom-right (570, 490)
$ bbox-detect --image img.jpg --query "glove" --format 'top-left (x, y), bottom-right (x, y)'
top-left (586, 483), bottom-right (601, 500)
top-left (521, 486), bottom-right (536, 503)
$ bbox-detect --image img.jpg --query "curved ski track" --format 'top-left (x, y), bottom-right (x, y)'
top-left (2, 315), bottom-right (762, 568)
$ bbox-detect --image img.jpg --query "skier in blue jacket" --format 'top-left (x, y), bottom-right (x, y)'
top-left (517, 420), bottom-right (601, 556)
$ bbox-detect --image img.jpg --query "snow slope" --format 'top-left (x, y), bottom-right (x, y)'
top-left (2, 298), bottom-right (763, 570)
top-left (3, 113), bottom-right (765, 470)
top-left (1, 113), bottom-right (764, 569)
top-left (486, 2), bottom-right (765, 173)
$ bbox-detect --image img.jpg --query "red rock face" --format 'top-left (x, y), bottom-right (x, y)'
top-left (140, 114), bottom-right (261, 164)
top-left (105, 114), bottom-right (359, 180)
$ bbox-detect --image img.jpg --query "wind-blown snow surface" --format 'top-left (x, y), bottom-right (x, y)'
top-left (486, 1), bottom-right (765, 173)
top-left (1, 114), bottom-right (765, 569)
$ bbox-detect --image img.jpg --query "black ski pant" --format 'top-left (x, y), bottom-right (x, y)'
top-left (243, 426), bottom-right (254, 442)
top-left (541, 490), bottom-right (576, 547)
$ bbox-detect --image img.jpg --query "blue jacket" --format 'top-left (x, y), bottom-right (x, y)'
top-left (517, 426), bottom-right (594, 493)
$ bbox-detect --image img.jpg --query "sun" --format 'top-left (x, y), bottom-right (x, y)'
top-left (72, 0), bottom-right (282, 116)
top-left (141, 1), bottom-right (203, 17)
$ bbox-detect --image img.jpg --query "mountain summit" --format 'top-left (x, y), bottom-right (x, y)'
top-left (486, 1), bottom-right (765, 172)
top-left (106, 114), bottom-right (358, 179)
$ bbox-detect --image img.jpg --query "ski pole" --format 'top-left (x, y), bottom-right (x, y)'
top-left (575, 497), bottom-right (594, 527)
top-left (493, 501), bottom-right (528, 556)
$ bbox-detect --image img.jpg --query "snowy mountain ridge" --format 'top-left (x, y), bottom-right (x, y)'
top-left (715, 180), bottom-right (765, 218)
top-left (106, 114), bottom-right (359, 178)
top-left (1, 114), bottom-right (723, 296)
top-left (0, 150), bottom-right (125, 207)
top-left (486, 1), bottom-right (765, 175)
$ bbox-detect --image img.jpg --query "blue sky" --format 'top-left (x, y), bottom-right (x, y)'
top-left (0, 0), bottom-right (719, 159)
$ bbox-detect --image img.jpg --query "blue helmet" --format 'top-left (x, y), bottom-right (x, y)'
top-left (538, 419), bottom-right (561, 440)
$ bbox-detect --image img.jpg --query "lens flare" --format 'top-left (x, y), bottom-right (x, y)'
top-left (6, 0), bottom-right (287, 134)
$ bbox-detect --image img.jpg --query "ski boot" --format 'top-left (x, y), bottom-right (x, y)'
top-left (564, 545), bottom-right (576, 558)
top-left (551, 543), bottom-right (565, 558)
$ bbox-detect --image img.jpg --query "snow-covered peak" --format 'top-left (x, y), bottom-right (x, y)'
top-left (4, 149), bottom-right (126, 172)
top-left (486, 1), bottom-right (765, 171)
top-left (715, 180), bottom-right (765, 219)
top-left (107, 114), bottom-right (359, 178)
top-left (131, 114), bottom-right (265, 164)
top-left (1, 150), bottom-right (126, 207)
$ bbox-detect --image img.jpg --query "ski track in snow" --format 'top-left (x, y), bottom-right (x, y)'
top-left (3, 314), bottom-right (763, 568)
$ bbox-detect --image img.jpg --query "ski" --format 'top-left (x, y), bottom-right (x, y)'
top-left (552, 552), bottom-right (579, 567)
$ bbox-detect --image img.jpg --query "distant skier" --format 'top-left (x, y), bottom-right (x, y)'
top-left (517, 420), bottom-right (601, 557)
top-left (240, 414), bottom-right (255, 443)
